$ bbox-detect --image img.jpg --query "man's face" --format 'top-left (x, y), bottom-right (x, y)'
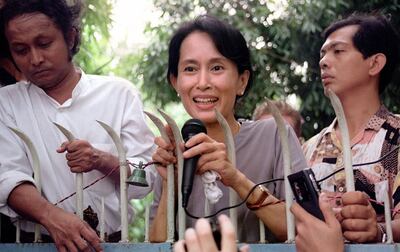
top-left (319, 25), bottom-right (371, 96)
top-left (5, 12), bottom-right (73, 90)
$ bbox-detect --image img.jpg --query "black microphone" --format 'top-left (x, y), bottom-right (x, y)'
top-left (181, 118), bottom-right (207, 208)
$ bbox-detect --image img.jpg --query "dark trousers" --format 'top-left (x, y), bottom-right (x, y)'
top-left (0, 213), bottom-right (16, 243)
top-left (1, 213), bottom-right (121, 243)
top-left (19, 230), bottom-right (121, 243)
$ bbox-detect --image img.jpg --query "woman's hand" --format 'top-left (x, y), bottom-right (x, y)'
top-left (152, 125), bottom-right (178, 180)
top-left (182, 133), bottom-right (240, 187)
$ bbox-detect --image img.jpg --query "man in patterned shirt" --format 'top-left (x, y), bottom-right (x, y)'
top-left (303, 13), bottom-right (400, 243)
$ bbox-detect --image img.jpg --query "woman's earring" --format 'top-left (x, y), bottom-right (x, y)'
top-left (177, 93), bottom-right (180, 97)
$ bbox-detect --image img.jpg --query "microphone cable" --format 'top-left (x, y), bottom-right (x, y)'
top-left (184, 178), bottom-right (284, 219)
top-left (315, 144), bottom-right (400, 183)
top-left (184, 144), bottom-right (400, 219)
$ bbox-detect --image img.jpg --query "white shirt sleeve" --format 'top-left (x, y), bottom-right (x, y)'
top-left (0, 120), bottom-right (36, 217)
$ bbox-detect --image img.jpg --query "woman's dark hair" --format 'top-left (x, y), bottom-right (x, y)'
top-left (167, 15), bottom-right (254, 99)
top-left (0, 0), bottom-right (82, 59)
top-left (323, 13), bottom-right (400, 93)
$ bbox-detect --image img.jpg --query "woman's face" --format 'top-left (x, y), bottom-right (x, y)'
top-left (170, 31), bottom-right (249, 125)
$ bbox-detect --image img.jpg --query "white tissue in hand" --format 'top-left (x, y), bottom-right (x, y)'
top-left (201, 171), bottom-right (223, 204)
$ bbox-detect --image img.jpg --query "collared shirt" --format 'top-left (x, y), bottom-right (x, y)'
top-left (0, 71), bottom-right (156, 234)
top-left (303, 106), bottom-right (400, 219)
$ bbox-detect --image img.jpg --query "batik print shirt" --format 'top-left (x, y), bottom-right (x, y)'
top-left (303, 106), bottom-right (400, 219)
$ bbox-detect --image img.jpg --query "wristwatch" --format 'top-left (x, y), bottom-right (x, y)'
top-left (246, 185), bottom-right (270, 210)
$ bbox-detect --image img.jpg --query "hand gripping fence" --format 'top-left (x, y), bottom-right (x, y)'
top-left (327, 89), bottom-right (392, 243)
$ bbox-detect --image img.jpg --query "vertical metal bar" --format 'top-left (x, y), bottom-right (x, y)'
top-left (145, 111), bottom-right (175, 242)
top-left (384, 184), bottom-right (393, 243)
top-left (158, 109), bottom-right (185, 240)
top-left (326, 90), bottom-right (355, 192)
top-left (100, 197), bottom-right (105, 241)
top-left (53, 123), bottom-right (84, 219)
top-left (144, 203), bottom-right (150, 243)
top-left (265, 100), bottom-right (295, 242)
top-left (214, 110), bottom-right (238, 236)
top-left (96, 120), bottom-right (129, 242)
top-left (15, 219), bottom-right (20, 243)
top-left (204, 200), bottom-right (210, 217)
top-left (119, 160), bottom-right (129, 242)
top-left (76, 175), bottom-right (83, 219)
top-left (259, 219), bottom-right (265, 243)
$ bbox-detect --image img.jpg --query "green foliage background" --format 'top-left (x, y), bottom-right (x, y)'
top-left (76, 0), bottom-right (400, 242)
top-left (130, 0), bottom-right (400, 139)
top-left (74, 0), bottom-right (114, 74)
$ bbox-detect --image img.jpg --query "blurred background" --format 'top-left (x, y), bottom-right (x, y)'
top-left (52, 0), bottom-right (400, 241)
